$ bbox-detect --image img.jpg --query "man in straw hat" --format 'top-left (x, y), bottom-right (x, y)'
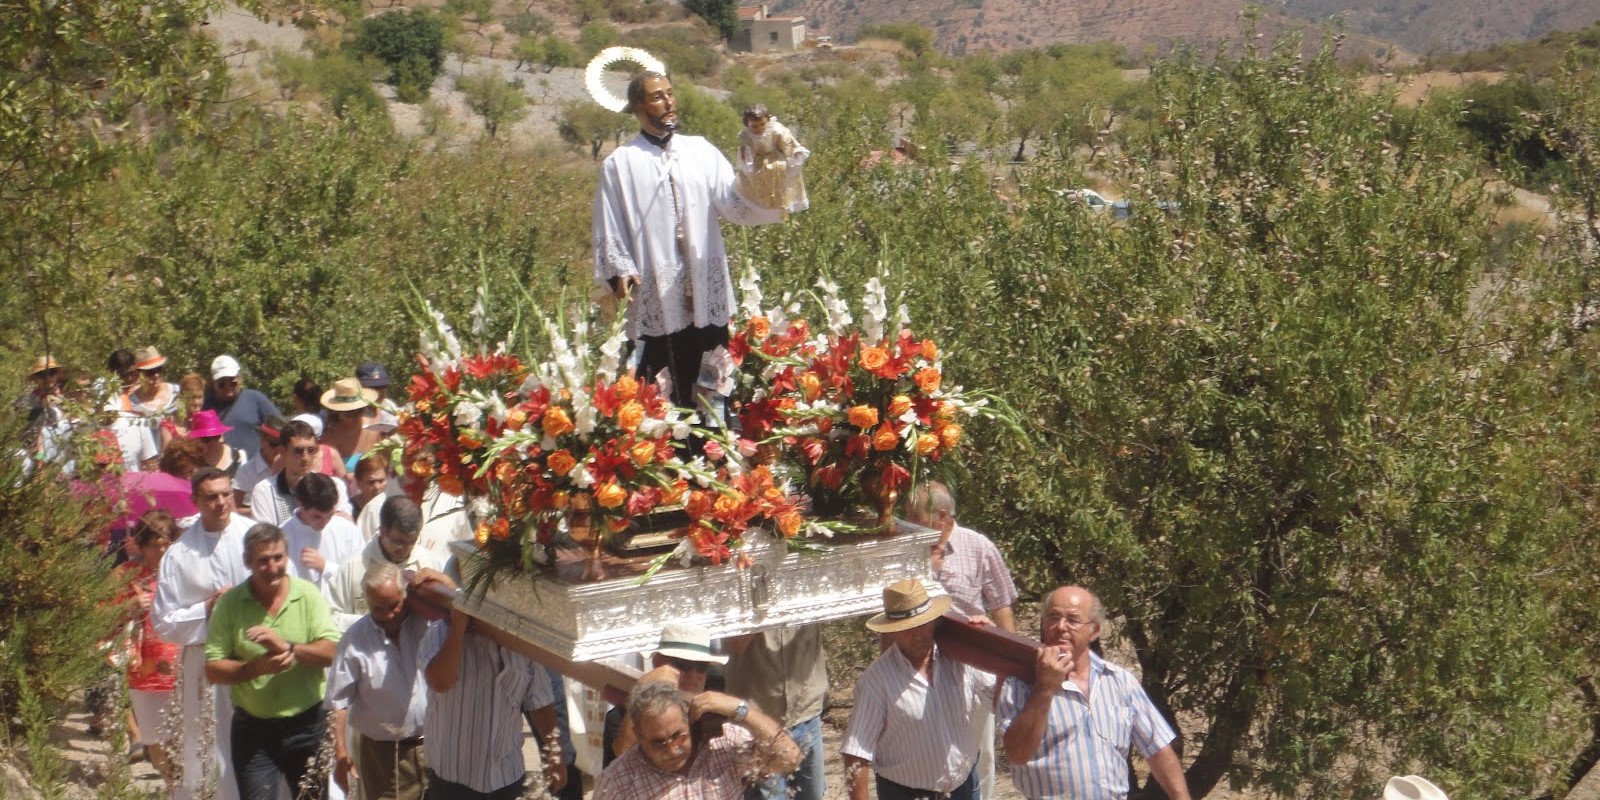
top-left (843, 578), bottom-right (995, 800)
top-left (996, 586), bottom-right (1190, 800)
top-left (605, 622), bottom-right (727, 764)
top-left (592, 68), bottom-right (786, 411)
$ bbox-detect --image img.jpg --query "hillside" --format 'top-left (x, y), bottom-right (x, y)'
top-left (770, 0), bottom-right (1596, 55)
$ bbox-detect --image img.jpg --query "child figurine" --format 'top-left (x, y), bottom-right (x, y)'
top-left (737, 104), bottom-right (810, 215)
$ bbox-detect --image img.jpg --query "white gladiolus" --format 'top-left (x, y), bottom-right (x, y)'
top-left (739, 270), bottom-right (764, 319)
top-left (453, 402), bottom-right (483, 428)
top-left (862, 277), bottom-right (888, 343)
top-left (467, 495), bottom-right (492, 520)
top-left (573, 399), bottom-right (598, 436)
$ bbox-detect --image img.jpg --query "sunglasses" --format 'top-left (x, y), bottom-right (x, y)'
top-left (290, 446), bottom-right (319, 456)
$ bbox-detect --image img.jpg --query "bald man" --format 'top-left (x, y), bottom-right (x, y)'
top-left (996, 586), bottom-right (1191, 800)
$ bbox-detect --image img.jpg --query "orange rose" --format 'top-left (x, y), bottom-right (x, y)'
top-left (505, 407), bottom-right (528, 431)
top-left (916, 433), bottom-right (940, 456)
top-left (777, 510), bottom-right (803, 538)
top-left (798, 372), bottom-right (821, 402)
top-left (847, 405), bottom-right (879, 429)
top-left (888, 395), bottom-right (913, 417)
top-left (595, 481), bottom-right (627, 509)
top-left (859, 346), bottom-right (889, 373)
top-left (613, 375), bottom-right (640, 402)
top-left (872, 424), bottom-right (899, 451)
top-left (493, 461), bottom-right (517, 483)
top-left (542, 407), bottom-right (574, 438)
top-left (551, 490), bottom-right (571, 510)
top-left (630, 440), bottom-right (656, 466)
top-left (940, 423), bottom-right (963, 449)
top-left (713, 491), bottom-right (745, 518)
top-left (490, 517), bottom-right (511, 540)
top-left (457, 430), bottom-right (483, 450)
top-left (605, 517), bottom-right (631, 533)
top-left (547, 449), bottom-right (578, 476)
top-left (408, 458), bottom-right (435, 479)
top-left (935, 401), bottom-right (957, 419)
top-left (474, 520), bottom-right (491, 546)
top-left (662, 480), bottom-right (688, 506)
top-left (748, 316), bottom-right (771, 339)
top-left (616, 401), bottom-right (644, 434)
top-left (437, 473), bottom-right (464, 495)
top-left (914, 367), bottom-right (941, 394)
top-left (920, 339), bottom-right (939, 361)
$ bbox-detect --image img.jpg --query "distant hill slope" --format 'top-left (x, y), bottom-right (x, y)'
top-left (770, 0), bottom-right (1596, 55)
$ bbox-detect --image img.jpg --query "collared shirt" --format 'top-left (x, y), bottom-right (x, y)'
top-left (593, 722), bottom-right (754, 800)
top-left (326, 612), bottom-right (430, 741)
top-left (933, 525), bottom-right (1019, 619)
top-left (593, 133), bottom-right (783, 339)
top-left (723, 625), bottom-right (827, 729)
top-left (233, 457), bottom-right (274, 501)
top-left (841, 644), bottom-right (995, 793)
top-left (421, 622), bottom-right (555, 793)
top-left (327, 536), bottom-right (442, 631)
top-left (995, 652), bottom-right (1178, 800)
top-left (205, 576), bottom-right (341, 719)
top-left (153, 514), bottom-right (254, 646)
top-left (281, 512), bottom-right (365, 592)
top-left (249, 472), bottom-right (351, 528)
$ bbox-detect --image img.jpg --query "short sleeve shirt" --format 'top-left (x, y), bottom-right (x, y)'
top-left (205, 576), bottom-right (340, 719)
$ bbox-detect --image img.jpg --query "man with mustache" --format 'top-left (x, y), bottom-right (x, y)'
top-left (592, 70), bottom-right (785, 410)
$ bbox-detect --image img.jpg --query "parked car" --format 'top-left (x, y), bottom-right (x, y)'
top-left (1054, 187), bottom-right (1180, 219)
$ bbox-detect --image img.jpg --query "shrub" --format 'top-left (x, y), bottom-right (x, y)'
top-left (352, 8), bottom-right (446, 101)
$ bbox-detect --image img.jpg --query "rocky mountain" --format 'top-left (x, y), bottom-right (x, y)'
top-left (768, 0), bottom-right (1597, 56)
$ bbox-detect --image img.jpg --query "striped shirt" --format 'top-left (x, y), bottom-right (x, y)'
top-left (841, 644), bottom-right (995, 793)
top-left (592, 722), bottom-right (753, 800)
top-left (325, 613), bottom-right (430, 741)
top-left (995, 653), bottom-right (1177, 800)
top-left (933, 525), bottom-right (1019, 619)
top-left (420, 622), bottom-right (555, 793)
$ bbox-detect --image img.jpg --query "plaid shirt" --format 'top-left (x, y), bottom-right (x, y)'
top-left (593, 723), bottom-right (755, 800)
top-left (933, 525), bottom-right (1019, 619)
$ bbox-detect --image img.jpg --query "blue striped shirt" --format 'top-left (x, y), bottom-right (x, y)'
top-left (420, 622), bottom-right (555, 793)
top-left (995, 653), bottom-right (1177, 800)
top-left (841, 644), bottom-right (995, 793)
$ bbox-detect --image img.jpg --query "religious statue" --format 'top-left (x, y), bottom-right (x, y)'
top-left (736, 105), bottom-right (810, 215)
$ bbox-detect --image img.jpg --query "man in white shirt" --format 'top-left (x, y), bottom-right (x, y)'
top-left (250, 419), bottom-right (350, 526)
top-left (233, 415), bottom-right (287, 514)
top-left (593, 71), bottom-right (784, 408)
top-left (326, 563), bottom-right (437, 800)
top-left (328, 497), bottom-right (440, 631)
top-left (152, 467), bottom-right (255, 800)
top-left (280, 472), bottom-right (364, 594)
top-left (842, 579), bottom-right (995, 800)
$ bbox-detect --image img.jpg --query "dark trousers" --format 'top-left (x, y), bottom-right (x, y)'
top-left (232, 703), bottom-right (327, 800)
top-left (875, 768), bottom-right (978, 800)
top-left (423, 769), bottom-right (523, 800)
top-left (636, 324), bottom-right (729, 410)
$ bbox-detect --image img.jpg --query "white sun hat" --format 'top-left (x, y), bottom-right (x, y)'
top-left (1384, 776), bottom-right (1449, 800)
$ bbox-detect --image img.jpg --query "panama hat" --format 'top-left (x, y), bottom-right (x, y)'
top-left (187, 410), bottom-right (232, 439)
top-left (653, 622), bottom-right (728, 665)
top-left (1384, 776), bottom-right (1449, 800)
top-left (865, 578), bottom-right (951, 633)
top-left (27, 355), bottom-right (60, 377)
top-left (321, 377), bottom-right (377, 412)
top-left (133, 346), bottom-right (168, 371)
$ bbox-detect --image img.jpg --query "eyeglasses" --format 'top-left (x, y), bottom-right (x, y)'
top-left (290, 446), bottom-right (319, 456)
top-left (646, 729), bottom-right (691, 751)
top-left (664, 656), bottom-right (710, 673)
top-left (1046, 615), bottom-right (1094, 631)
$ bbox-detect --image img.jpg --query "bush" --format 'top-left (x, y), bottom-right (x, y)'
top-left (352, 8), bottom-right (446, 101)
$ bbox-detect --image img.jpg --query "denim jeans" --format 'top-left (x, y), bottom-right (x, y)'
top-left (231, 703), bottom-right (327, 800)
top-left (875, 767), bottom-right (977, 800)
top-left (422, 770), bottom-right (524, 800)
top-left (744, 715), bottom-right (825, 800)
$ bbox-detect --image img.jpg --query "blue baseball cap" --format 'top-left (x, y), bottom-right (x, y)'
top-left (356, 361), bottom-right (390, 388)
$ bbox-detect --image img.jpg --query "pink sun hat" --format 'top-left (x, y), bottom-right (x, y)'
top-left (188, 409), bottom-right (233, 439)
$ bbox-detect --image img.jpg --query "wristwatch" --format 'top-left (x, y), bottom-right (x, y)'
top-left (732, 701), bottom-right (749, 723)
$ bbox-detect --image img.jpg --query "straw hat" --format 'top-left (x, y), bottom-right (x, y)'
top-left (1384, 776), bottom-right (1449, 800)
top-left (653, 622), bottom-right (729, 665)
top-left (321, 377), bottom-right (377, 412)
top-left (187, 410), bottom-right (233, 439)
top-left (27, 355), bottom-right (60, 377)
top-left (865, 578), bottom-right (951, 633)
top-left (133, 346), bottom-right (168, 371)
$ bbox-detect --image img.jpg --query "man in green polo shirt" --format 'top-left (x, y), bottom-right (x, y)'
top-left (206, 523), bottom-right (341, 800)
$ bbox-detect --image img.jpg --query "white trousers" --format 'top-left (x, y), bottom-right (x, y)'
top-left (174, 644), bottom-right (239, 800)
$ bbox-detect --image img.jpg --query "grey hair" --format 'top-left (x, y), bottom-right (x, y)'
top-left (1045, 585), bottom-right (1107, 627)
top-left (362, 562), bottom-right (405, 594)
top-left (242, 523), bottom-right (286, 560)
top-left (627, 680), bottom-right (690, 731)
top-left (625, 70), bottom-right (670, 114)
top-left (379, 496), bottom-right (423, 537)
top-left (907, 480), bottom-right (956, 518)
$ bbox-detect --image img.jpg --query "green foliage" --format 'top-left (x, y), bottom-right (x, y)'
top-left (578, 22), bottom-right (619, 57)
top-left (455, 71), bottom-right (531, 139)
top-left (1423, 19), bottom-right (1600, 77)
top-left (443, 0), bottom-right (494, 29)
top-left (858, 22), bottom-right (936, 57)
top-left (620, 24), bottom-right (721, 79)
top-left (680, 0), bottom-right (735, 41)
top-left (1454, 78), bottom-right (1562, 180)
top-left (506, 10), bottom-right (554, 37)
top-left (673, 78), bottom-right (743, 152)
top-left (540, 35), bottom-right (580, 69)
top-left (0, 400), bottom-right (124, 767)
top-left (352, 8), bottom-right (446, 101)
top-left (558, 101), bottom-right (634, 160)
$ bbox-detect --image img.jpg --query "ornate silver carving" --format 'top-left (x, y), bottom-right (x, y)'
top-left (451, 521), bottom-right (944, 661)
